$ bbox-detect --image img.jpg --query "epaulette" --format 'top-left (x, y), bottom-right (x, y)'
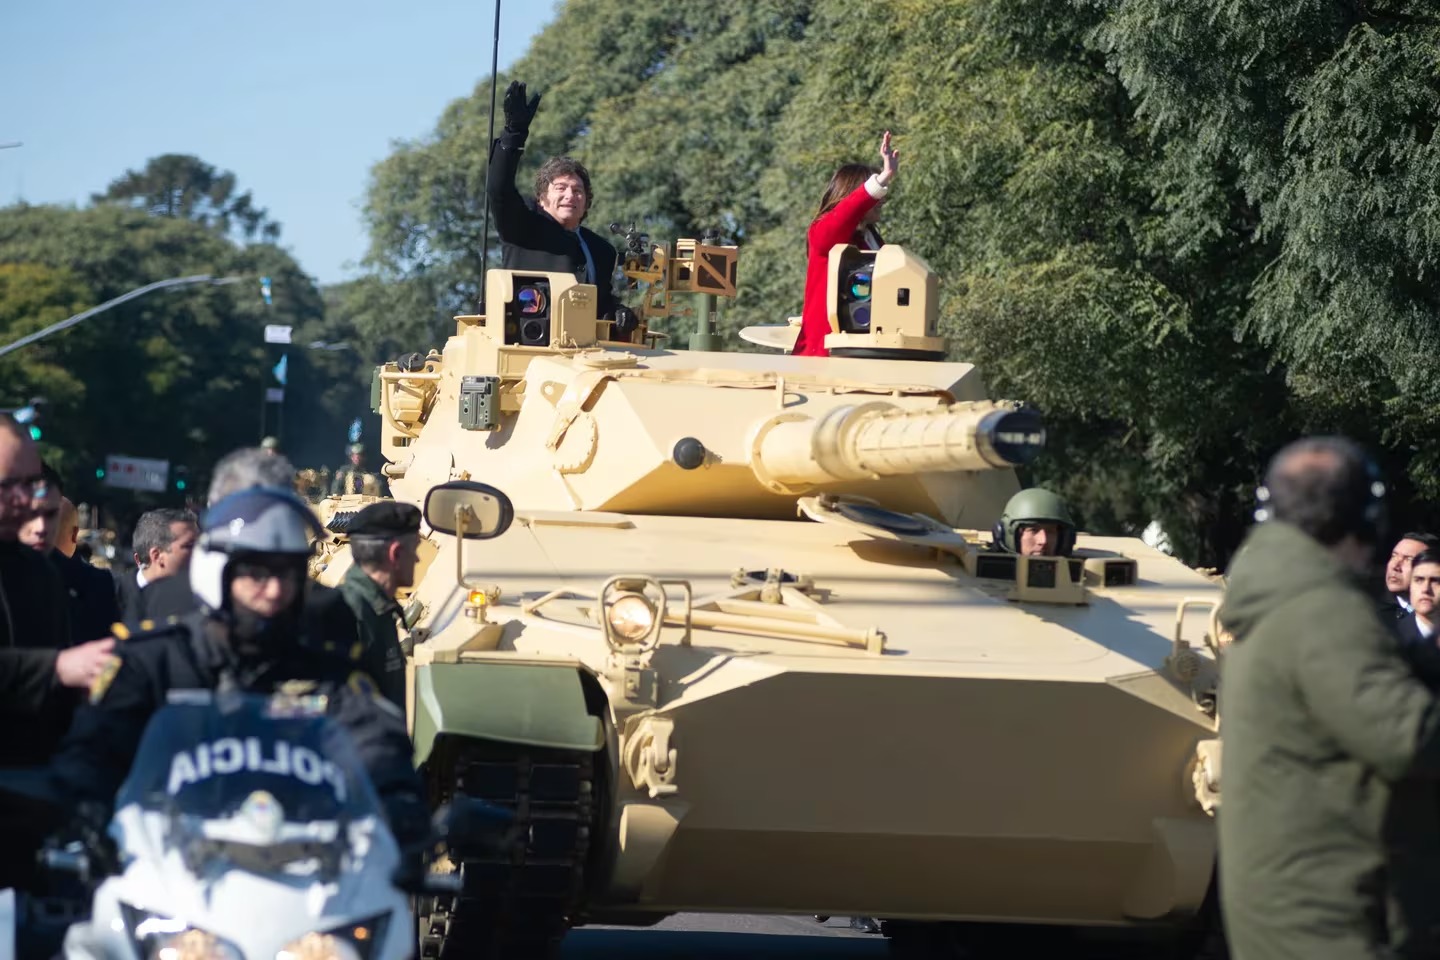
top-left (110, 617), bottom-right (189, 644)
top-left (89, 653), bottom-right (123, 704)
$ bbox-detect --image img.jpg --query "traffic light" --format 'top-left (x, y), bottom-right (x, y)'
top-left (174, 465), bottom-right (189, 492)
top-left (95, 466), bottom-right (105, 480)
top-left (27, 425), bottom-right (40, 441)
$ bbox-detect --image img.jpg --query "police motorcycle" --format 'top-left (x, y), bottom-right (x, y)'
top-left (0, 687), bottom-right (513, 960)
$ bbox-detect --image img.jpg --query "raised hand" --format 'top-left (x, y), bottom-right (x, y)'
top-left (502, 81), bottom-right (542, 136)
top-left (877, 130), bottom-right (900, 186)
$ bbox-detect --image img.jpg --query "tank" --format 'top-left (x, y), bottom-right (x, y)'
top-left (322, 238), bottom-right (1227, 958)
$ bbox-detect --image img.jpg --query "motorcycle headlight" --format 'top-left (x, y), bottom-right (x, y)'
top-left (121, 905), bottom-right (242, 960)
top-left (278, 915), bottom-right (390, 960)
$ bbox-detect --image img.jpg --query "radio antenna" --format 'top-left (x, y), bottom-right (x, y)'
top-left (480, 0), bottom-right (503, 301)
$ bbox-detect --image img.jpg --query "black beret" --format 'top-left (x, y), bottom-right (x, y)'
top-left (347, 501), bottom-right (421, 539)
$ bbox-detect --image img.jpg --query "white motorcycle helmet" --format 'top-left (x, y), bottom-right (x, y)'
top-left (189, 486), bottom-right (323, 612)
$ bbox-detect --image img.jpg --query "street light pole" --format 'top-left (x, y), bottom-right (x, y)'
top-left (0, 274), bottom-right (244, 359)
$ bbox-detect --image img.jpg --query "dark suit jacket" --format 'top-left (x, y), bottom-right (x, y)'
top-left (1378, 591), bottom-right (1411, 623)
top-left (0, 541), bottom-right (74, 766)
top-left (486, 132), bottom-right (620, 319)
top-left (112, 566), bottom-right (144, 624)
top-left (137, 573), bottom-right (196, 623)
top-left (52, 550), bottom-right (120, 646)
top-left (1395, 613), bottom-right (1429, 648)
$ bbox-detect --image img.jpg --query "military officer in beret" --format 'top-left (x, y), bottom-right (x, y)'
top-left (330, 500), bottom-right (420, 709)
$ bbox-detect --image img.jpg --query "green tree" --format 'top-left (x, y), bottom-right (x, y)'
top-left (1090, 0), bottom-right (1440, 502)
top-left (0, 201), bottom-right (318, 514)
top-left (94, 154), bottom-right (282, 242)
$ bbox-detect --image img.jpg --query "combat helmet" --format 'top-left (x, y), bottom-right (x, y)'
top-left (993, 487), bottom-right (1076, 556)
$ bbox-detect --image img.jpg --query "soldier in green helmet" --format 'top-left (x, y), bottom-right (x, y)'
top-left (992, 487), bottom-right (1076, 557)
top-left (330, 442), bottom-right (385, 497)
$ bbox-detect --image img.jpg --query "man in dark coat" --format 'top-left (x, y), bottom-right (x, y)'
top-left (1218, 436), bottom-right (1440, 960)
top-left (486, 80), bottom-right (630, 331)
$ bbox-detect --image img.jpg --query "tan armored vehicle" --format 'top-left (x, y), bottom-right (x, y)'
top-left (333, 239), bottom-right (1226, 957)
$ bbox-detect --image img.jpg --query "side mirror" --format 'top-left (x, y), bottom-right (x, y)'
top-left (423, 481), bottom-right (514, 540)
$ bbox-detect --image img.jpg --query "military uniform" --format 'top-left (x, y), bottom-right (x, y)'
top-left (49, 611), bottom-right (428, 849)
top-left (330, 467), bottom-right (384, 497)
top-left (330, 443), bottom-right (385, 497)
top-left (326, 501), bottom-right (420, 710)
top-left (334, 564), bottom-right (407, 708)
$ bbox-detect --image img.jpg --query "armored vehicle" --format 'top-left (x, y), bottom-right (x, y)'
top-left (324, 238), bottom-right (1226, 958)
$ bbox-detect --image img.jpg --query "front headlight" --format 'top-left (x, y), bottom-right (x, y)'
top-left (608, 592), bottom-right (656, 642)
top-left (278, 915), bottom-right (390, 960)
top-left (121, 906), bottom-right (242, 960)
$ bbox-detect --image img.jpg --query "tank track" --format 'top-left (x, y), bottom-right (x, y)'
top-left (419, 741), bottom-right (598, 960)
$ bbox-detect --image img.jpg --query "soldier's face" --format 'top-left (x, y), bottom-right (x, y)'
top-left (394, 533), bottom-right (420, 589)
top-left (1018, 523), bottom-right (1059, 557)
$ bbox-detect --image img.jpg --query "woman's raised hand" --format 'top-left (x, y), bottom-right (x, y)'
top-left (878, 130), bottom-right (900, 186)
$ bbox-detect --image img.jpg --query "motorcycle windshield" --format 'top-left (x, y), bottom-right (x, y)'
top-left (114, 690), bottom-right (382, 834)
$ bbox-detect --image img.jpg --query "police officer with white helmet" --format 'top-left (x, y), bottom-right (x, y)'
top-left (46, 486), bottom-right (428, 851)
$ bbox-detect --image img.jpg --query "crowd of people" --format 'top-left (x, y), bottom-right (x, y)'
top-left (0, 418), bottom-right (429, 908)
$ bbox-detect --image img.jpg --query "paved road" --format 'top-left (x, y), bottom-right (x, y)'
top-left (563, 913), bottom-right (1192, 959)
top-left (565, 914), bottom-right (888, 959)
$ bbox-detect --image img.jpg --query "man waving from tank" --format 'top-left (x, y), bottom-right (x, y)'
top-left (992, 488), bottom-right (1076, 557)
top-left (487, 80), bottom-right (633, 332)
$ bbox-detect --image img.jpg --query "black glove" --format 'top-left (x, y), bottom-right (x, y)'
top-left (611, 305), bottom-right (639, 339)
top-left (502, 81), bottom-right (542, 137)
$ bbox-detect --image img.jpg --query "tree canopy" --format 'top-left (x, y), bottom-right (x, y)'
top-left (94, 154), bottom-right (282, 243)
top-left (0, 152), bottom-right (371, 529)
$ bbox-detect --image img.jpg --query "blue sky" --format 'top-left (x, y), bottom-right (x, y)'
top-left (0, 1), bottom-right (555, 286)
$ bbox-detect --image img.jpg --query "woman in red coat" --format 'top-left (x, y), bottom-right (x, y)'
top-left (792, 131), bottom-right (900, 357)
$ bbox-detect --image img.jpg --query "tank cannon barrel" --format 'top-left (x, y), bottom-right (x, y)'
top-left (752, 401), bottom-right (1044, 489)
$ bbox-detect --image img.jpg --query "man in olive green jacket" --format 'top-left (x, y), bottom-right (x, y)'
top-left (1219, 437), bottom-right (1440, 960)
top-left (332, 501), bottom-right (420, 710)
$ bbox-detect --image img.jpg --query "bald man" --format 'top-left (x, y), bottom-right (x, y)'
top-left (28, 487), bottom-right (119, 649)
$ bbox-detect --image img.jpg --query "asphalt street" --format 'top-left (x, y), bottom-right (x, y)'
top-left (562, 913), bottom-right (1193, 959)
top-left (564, 914), bottom-right (888, 959)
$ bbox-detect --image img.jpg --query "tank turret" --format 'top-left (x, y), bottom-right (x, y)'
top-left (374, 241), bottom-right (1038, 526)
